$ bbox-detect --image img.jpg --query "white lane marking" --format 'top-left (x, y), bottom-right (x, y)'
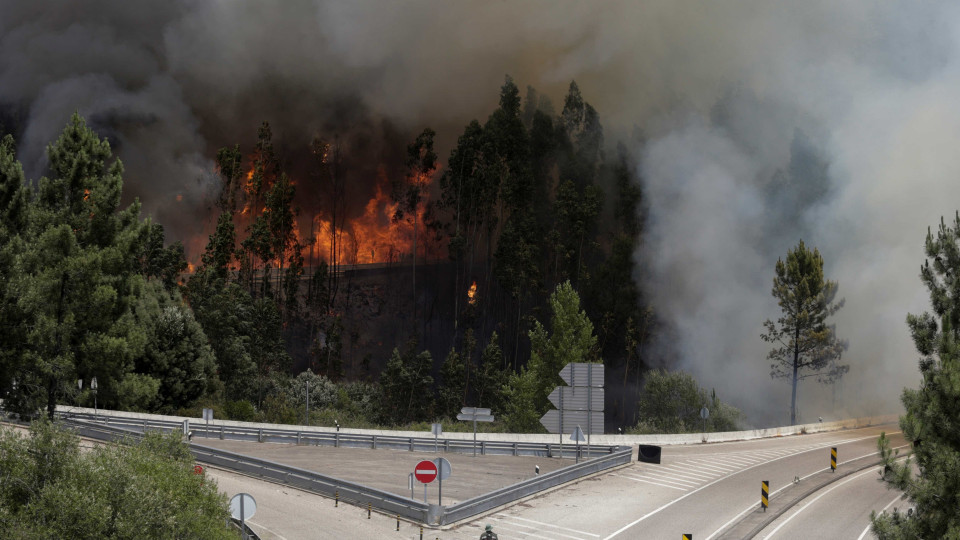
top-left (616, 474), bottom-right (690, 491)
top-left (635, 471), bottom-right (701, 486)
top-left (622, 472), bottom-right (698, 488)
top-left (856, 494), bottom-right (906, 540)
top-left (761, 459), bottom-right (906, 540)
top-left (495, 514), bottom-right (601, 538)
top-left (246, 520), bottom-right (289, 540)
top-left (614, 474), bottom-right (688, 491)
top-left (682, 460), bottom-right (739, 473)
top-left (650, 466), bottom-right (716, 482)
top-left (703, 443), bottom-right (909, 540)
top-left (495, 518), bottom-right (592, 540)
top-left (720, 455), bottom-right (760, 466)
top-left (492, 523), bottom-right (577, 540)
top-left (604, 432), bottom-right (896, 540)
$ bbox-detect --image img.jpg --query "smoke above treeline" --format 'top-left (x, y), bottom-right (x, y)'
top-left (2, 1), bottom-right (958, 424)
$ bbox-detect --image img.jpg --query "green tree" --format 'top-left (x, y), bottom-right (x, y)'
top-left (4, 114), bottom-right (151, 419)
top-left (0, 420), bottom-right (231, 539)
top-left (503, 281), bottom-right (598, 430)
top-left (633, 369), bottom-right (741, 434)
top-left (438, 343), bottom-right (469, 419)
top-left (871, 214), bottom-right (960, 538)
top-left (379, 341), bottom-right (434, 425)
top-left (762, 240), bottom-right (848, 425)
top-left (134, 280), bottom-right (217, 413)
top-left (475, 331), bottom-right (508, 412)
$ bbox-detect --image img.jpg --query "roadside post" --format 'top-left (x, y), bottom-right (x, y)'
top-left (408, 472), bottom-right (414, 500)
top-left (761, 480), bottom-right (769, 511)
top-left (229, 493), bottom-right (257, 540)
top-left (571, 426), bottom-right (586, 463)
top-left (700, 406), bottom-right (709, 440)
top-left (202, 408), bottom-right (213, 438)
top-left (831, 447), bottom-right (837, 471)
top-left (431, 422), bottom-right (442, 452)
top-left (433, 457), bottom-right (451, 506)
top-left (456, 407), bottom-right (494, 457)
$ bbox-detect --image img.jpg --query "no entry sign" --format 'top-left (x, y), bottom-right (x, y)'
top-left (414, 460), bottom-right (438, 484)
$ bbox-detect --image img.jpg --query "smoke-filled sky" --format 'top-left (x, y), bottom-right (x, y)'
top-left (2, 0), bottom-right (958, 425)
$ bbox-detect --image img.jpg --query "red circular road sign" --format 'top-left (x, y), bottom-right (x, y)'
top-left (414, 460), bottom-right (438, 484)
top-left (193, 465), bottom-right (204, 475)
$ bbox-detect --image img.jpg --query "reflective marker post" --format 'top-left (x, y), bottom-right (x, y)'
top-left (831, 447), bottom-right (837, 472)
top-left (761, 480), bottom-right (769, 511)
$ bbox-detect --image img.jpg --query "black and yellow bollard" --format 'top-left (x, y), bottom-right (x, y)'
top-left (368, 502), bottom-right (371, 519)
top-left (761, 480), bottom-right (769, 511)
top-left (419, 525), bottom-right (423, 540)
top-left (396, 515), bottom-right (400, 531)
top-left (683, 535), bottom-right (693, 540)
top-left (335, 490), bottom-right (339, 507)
top-left (831, 447), bottom-right (837, 472)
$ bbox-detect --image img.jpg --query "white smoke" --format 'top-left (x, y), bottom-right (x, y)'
top-left (2, 0), bottom-right (958, 424)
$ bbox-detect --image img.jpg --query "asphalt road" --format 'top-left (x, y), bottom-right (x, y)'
top-left (209, 423), bottom-right (906, 539)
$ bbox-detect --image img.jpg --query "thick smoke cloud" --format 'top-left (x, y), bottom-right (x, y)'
top-left (2, 0), bottom-right (958, 424)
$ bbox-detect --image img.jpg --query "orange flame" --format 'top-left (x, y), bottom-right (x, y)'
top-left (467, 281), bottom-right (477, 305)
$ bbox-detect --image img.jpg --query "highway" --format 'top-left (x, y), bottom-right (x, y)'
top-left (199, 423), bottom-right (905, 539)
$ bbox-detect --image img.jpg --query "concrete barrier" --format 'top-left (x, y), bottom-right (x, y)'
top-left (54, 405), bottom-right (900, 447)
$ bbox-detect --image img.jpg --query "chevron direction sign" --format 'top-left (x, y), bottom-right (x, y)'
top-left (540, 363), bottom-right (604, 437)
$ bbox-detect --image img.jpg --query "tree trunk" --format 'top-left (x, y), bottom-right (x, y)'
top-left (791, 326), bottom-right (800, 425)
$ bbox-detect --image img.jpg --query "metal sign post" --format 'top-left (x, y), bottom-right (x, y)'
top-left (456, 407), bottom-right (494, 457)
top-left (433, 457), bottom-right (451, 506)
top-left (571, 426), bottom-right (586, 463)
top-left (431, 422), bottom-right (442, 453)
top-left (230, 493), bottom-right (257, 540)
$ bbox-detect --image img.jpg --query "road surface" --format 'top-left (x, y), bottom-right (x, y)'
top-left (207, 423), bottom-right (905, 539)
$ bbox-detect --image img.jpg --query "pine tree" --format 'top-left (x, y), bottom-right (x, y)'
top-left (762, 240), bottom-right (848, 424)
top-left (872, 214), bottom-right (960, 538)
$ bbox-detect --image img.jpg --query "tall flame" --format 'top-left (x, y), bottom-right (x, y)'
top-left (467, 281), bottom-right (477, 305)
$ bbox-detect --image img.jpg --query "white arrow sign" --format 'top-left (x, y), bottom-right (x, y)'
top-left (548, 387), bottom-right (604, 411)
top-left (540, 410), bottom-right (603, 434)
top-left (559, 363), bottom-right (604, 387)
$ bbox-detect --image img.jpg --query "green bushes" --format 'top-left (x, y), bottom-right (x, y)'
top-left (0, 420), bottom-right (231, 539)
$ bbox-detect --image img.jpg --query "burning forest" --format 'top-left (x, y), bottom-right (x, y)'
top-left (4, 0), bottom-right (959, 433)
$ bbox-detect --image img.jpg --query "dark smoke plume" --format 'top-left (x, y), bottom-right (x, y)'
top-left (3, 1), bottom-right (958, 424)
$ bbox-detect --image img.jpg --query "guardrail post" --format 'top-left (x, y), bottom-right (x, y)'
top-left (372, 435), bottom-right (377, 449)
top-left (410, 438), bottom-right (414, 452)
top-left (220, 425), bottom-right (224, 440)
top-left (513, 442), bottom-right (518, 456)
top-left (258, 428), bottom-right (263, 443)
top-left (481, 441), bottom-right (485, 455)
top-left (335, 432), bottom-right (339, 448)
top-left (297, 432), bottom-right (301, 445)
top-left (444, 440), bottom-right (449, 452)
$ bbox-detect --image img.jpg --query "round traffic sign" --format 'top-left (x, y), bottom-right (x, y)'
top-left (229, 493), bottom-right (257, 520)
top-left (414, 460), bottom-right (438, 484)
top-left (433, 457), bottom-right (452, 481)
top-left (193, 465), bottom-right (204, 475)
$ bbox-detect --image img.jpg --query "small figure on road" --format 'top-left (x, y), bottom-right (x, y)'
top-left (480, 523), bottom-right (498, 539)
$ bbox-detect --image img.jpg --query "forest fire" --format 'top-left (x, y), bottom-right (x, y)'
top-left (214, 156), bottom-right (439, 270)
top-left (467, 281), bottom-right (477, 305)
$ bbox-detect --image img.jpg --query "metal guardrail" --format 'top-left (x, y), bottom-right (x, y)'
top-left (57, 411), bottom-right (619, 459)
top-left (58, 416), bottom-right (632, 525)
top-left (440, 444), bottom-right (633, 525)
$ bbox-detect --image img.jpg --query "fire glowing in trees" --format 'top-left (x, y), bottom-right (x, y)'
top-left (467, 281), bottom-right (477, 305)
